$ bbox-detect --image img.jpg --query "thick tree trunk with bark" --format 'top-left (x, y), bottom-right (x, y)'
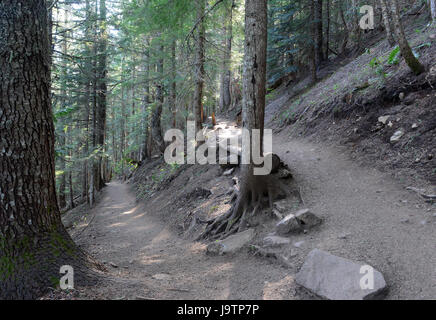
top-left (314, 0), bottom-right (324, 64)
top-left (324, 0), bottom-right (330, 60)
top-left (193, 0), bottom-right (206, 131)
top-left (0, 0), bottom-right (100, 299)
top-left (389, 0), bottom-right (425, 75)
top-left (200, 0), bottom-right (282, 239)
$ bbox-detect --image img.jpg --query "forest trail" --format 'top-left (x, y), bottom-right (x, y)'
top-left (69, 127), bottom-right (436, 299)
top-left (72, 181), bottom-right (300, 300)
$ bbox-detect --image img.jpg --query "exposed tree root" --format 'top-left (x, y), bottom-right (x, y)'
top-left (199, 165), bottom-right (289, 240)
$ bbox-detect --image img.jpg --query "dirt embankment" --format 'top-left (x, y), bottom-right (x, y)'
top-left (267, 16), bottom-right (436, 190)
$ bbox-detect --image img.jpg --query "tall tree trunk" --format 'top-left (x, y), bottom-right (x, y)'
top-left (351, 0), bottom-right (361, 51)
top-left (242, 0), bottom-right (267, 164)
top-left (141, 39), bottom-right (151, 161)
top-left (324, 0), bottom-right (330, 60)
top-left (0, 0), bottom-right (98, 299)
top-left (389, 0), bottom-right (425, 75)
top-left (193, 0), bottom-right (206, 131)
top-left (58, 8), bottom-right (68, 209)
top-left (380, 0), bottom-right (396, 47)
top-left (339, 0), bottom-right (349, 54)
top-left (200, 0), bottom-right (269, 239)
top-left (314, 0), bottom-right (324, 64)
top-left (170, 39), bottom-right (177, 128)
top-left (95, 0), bottom-right (108, 191)
top-left (311, 0), bottom-right (318, 82)
top-left (219, 0), bottom-right (234, 111)
top-left (151, 45), bottom-right (165, 154)
top-left (430, 0), bottom-right (436, 22)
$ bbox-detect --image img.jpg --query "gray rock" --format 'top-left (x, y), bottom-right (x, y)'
top-left (295, 209), bottom-right (322, 228)
top-left (390, 130), bottom-right (404, 143)
top-left (276, 213), bottom-right (302, 235)
top-left (206, 229), bottom-right (255, 255)
top-left (378, 115), bottom-right (390, 125)
top-left (223, 168), bottom-right (235, 176)
top-left (296, 249), bottom-right (387, 300)
top-left (263, 235), bottom-right (291, 247)
top-left (293, 241), bottom-right (305, 248)
top-left (152, 273), bottom-right (171, 281)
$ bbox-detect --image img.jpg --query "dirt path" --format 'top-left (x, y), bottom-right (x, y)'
top-left (73, 181), bottom-right (300, 300)
top-left (69, 125), bottom-right (435, 300)
top-left (273, 133), bottom-right (436, 299)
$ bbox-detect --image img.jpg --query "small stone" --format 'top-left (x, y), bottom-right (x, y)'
top-left (378, 115), bottom-right (390, 125)
top-left (428, 154), bottom-right (433, 160)
top-left (390, 130), bottom-right (404, 143)
top-left (263, 235), bottom-right (291, 247)
top-left (399, 92), bottom-right (405, 100)
top-left (387, 121), bottom-right (393, 128)
top-left (276, 214), bottom-right (302, 235)
top-left (109, 262), bottom-right (118, 268)
top-left (152, 273), bottom-right (171, 281)
top-left (223, 168), bottom-right (235, 176)
top-left (411, 123), bottom-right (418, 129)
top-left (293, 241), bottom-right (305, 248)
top-left (207, 229), bottom-right (255, 255)
top-left (295, 209), bottom-right (322, 228)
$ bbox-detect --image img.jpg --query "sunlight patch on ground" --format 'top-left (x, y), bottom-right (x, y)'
top-left (121, 205), bottom-right (140, 215)
top-left (262, 275), bottom-right (295, 300)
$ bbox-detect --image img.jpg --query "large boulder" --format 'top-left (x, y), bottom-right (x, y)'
top-left (296, 249), bottom-right (388, 300)
top-left (206, 229), bottom-right (255, 255)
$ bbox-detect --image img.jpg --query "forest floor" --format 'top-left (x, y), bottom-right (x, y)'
top-left (44, 14), bottom-right (436, 301)
top-left (48, 119), bottom-right (435, 300)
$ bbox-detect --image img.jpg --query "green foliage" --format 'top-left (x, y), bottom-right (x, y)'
top-left (387, 46), bottom-right (400, 65)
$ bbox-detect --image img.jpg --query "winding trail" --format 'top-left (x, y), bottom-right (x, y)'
top-left (73, 181), bottom-right (299, 300)
top-left (71, 127), bottom-right (435, 299)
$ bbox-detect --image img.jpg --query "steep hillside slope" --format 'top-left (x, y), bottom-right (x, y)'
top-left (268, 17), bottom-right (436, 189)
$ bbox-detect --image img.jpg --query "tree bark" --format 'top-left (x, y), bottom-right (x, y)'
top-left (314, 0), bottom-right (324, 64)
top-left (151, 45), bottom-right (166, 154)
top-left (351, 0), bottom-right (362, 50)
top-left (324, 0), bottom-right (330, 60)
top-left (380, 0), bottom-right (396, 47)
top-left (95, 0), bottom-right (108, 191)
top-left (389, 0), bottom-right (425, 75)
top-left (242, 0), bottom-right (267, 164)
top-left (0, 0), bottom-right (99, 299)
top-left (430, 0), bottom-right (436, 23)
top-left (219, 0), bottom-right (234, 111)
top-left (193, 0), bottom-right (206, 131)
